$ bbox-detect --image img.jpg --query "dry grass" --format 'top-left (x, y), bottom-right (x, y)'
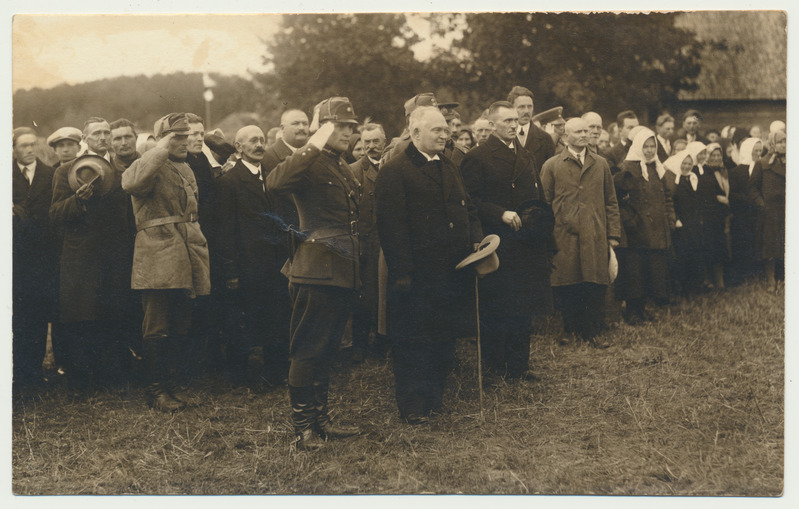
top-left (12, 280), bottom-right (783, 495)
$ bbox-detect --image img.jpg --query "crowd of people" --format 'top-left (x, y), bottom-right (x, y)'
top-left (12, 86), bottom-right (785, 451)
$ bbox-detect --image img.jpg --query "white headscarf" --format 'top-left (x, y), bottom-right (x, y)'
top-left (624, 128), bottom-right (665, 181)
top-left (664, 150), bottom-right (697, 190)
top-left (704, 143), bottom-right (730, 198)
top-left (739, 137), bottom-right (763, 176)
top-left (684, 141), bottom-right (707, 175)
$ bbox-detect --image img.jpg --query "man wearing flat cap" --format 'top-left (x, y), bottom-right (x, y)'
top-left (677, 109), bottom-right (708, 144)
top-left (50, 117), bottom-right (137, 392)
top-left (12, 127), bottom-right (57, 391)
top-left (47, 127), bottom-right (83, 169)
top-left (380, 93), bottom-right (466, 168)
top-left (266, 97), bottom-right (362, 450)
top-left (376, 106), bottom-right (483, 425)
top-left (460, 101), bottom-right (554, 381)
top-left (122, 112), bottom-right (211, 412)
top-left (508, 86), bottom-right (555, 169)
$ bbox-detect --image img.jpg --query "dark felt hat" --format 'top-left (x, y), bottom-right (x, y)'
top-left (204, 132), bottom-right (236, 161)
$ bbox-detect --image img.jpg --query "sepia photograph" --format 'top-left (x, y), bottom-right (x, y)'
top-left (6, 0), bottom-right (792, 503)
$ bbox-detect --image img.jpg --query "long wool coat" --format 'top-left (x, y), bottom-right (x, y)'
top-left (460, 134), bottom-right (554, 317)
top-left (376, 142), bottom-right (483, 341)
top-left (540, 150), bottom-right (621, 287)
top-left (750, 155), bottom-right (786, 260)
top-left (121, 147), bottom-right (210, 296)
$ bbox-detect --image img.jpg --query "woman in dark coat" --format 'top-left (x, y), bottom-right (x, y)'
top-left (614, 128), bottom-right (675, 324)
top-left (728, 137), bottom-right (764, 284)
top-left (702, 143), bottom-right (732, 288)
top-left (664, 150), bottom-right (704, 294)
top-left (750, 130), bottom-right (786, 291)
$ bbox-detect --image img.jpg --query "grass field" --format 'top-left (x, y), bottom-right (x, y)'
top-left (11, 279), bottom-right (784, 496)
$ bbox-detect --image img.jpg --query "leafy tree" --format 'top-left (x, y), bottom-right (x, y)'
top-left (258, 13), bottom-right (430, 136)
top-left (430, 12), bottom-right (703, 124)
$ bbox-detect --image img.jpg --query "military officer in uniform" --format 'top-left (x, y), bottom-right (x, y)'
top-left (265, 97), bottom-right (362, 450)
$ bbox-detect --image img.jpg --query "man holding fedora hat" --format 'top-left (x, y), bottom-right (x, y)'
top-left (50, 117), bottom-right (137, 392)
top-left (122, 112), bottom-right (211, 412)
top-left (266, 97), bottom-right (362, 450)
top-left (376, 105), bottom-right (483, 424)
top-left (461, 101), bottom-right (555, 381)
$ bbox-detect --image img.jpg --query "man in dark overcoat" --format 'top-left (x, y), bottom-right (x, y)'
top-left (265, 98), bottom-right (362, 450)
top-left (349, 122), bottom-right (387, 362)
top-left (12, 127), bottom-right (57, 389)
top-left (216, 125), bottom-right (290, 386)
top-left (376, 106), bottom-right (483, 424)
top-left (50, 117), bottom-right (137, 390)
top-left (460, 101), bottom-right (554, 380)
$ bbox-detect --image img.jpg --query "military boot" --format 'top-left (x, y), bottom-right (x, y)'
top-left (290, 385), bottom-right (324, 451)
top-left (143, 338), bottom-right (185, 413)
top-left (312, 382), bottom-right (360, 439)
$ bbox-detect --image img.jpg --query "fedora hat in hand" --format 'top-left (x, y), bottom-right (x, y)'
top-left (67, 154), bottom-right (115, 197)
top-left (456, 234), bottom-right (501, 275)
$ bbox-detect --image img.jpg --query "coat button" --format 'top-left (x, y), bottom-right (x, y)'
top-left (461, 200), bottom-right (465, 206)
top-left (449, 222), bottom-right (454, 229)
top-left (578, 185), bottom-right (583, 189)
top-left (512, 183), bottom-right (516, 188)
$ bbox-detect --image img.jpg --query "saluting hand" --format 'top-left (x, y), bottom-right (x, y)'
top-left (308, 122), bottom-right (336, 150)
top-left (156, 131), bottom-right (176, 150)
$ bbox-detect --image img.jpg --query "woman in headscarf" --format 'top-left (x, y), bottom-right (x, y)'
top-left (702, 142), bottom-right (732, 288)
top-left (614, 128), bottom-right (675, 324)
top-left (664, 150), bottom-right (704, 295)
top-left (749, 129), bottom-right (786, 291)
top-left (728, 137), bottom-right (765, 284)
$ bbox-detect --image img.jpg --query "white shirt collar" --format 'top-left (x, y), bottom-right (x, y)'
top-left (420, 151), bottom-right (440, 162)
top-left (87, 149), bottom-right (111, 162)
top-left (567, 147), bottom-right (587, 161)
top-left (240, 159), bottom-right (262, 177)
top-left (368, 156), bottom-right (380, 166)
top-left (202, 143), bottom-right (222, 168)
top-left (20, 159), bottom-right (37, 172)
top-left (281, 138), bottom-right (299, 154)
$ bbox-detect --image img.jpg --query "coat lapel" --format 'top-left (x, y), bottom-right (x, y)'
top-left (234, 161), bottom-right (268, 206)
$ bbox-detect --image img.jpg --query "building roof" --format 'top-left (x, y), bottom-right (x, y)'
top-left (675, 11), bottom-right (786, 101)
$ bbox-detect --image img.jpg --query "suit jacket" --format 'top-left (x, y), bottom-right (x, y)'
top-left (262, 138), bottom-right (300, 236)
top-left (13, 159), bottom-right (57, 316)
top-left (376, 142), bottom-right (483, 340)
top-left (49, 157), bottom-right (136, 322)
top-left (606, 140), bottom-right (631, 174)
top-left (460, 135), bottom-right (553, 317)
top-left (350, 156), bottom-right (381, 307)
top-left (519, 122), bottom-right (555, 170)
top-left (216, 160), bottom-right (287, 289)
top-left (265, 144), bottom-right (361, 289)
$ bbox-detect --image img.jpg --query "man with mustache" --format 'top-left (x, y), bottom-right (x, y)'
top-left (349, 122), bottom-right (387, 362)
top-left (508, 86), bottom-right (555, 170)
top-left (216, 125), bottom-right (289, 387)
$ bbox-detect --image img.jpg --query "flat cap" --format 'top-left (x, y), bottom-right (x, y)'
top-left (154, 112), bottom-right (191, 138)
top-left (47, 127), bottom-right (82, 147)
top-left (404, 93), bottom-right (438, 117)
top-left (438, 102), bottom-right (460, 120)
top-left (532, 106), bottom-right (564, 126)
top-left (682, 109), bottom-right (703, 122)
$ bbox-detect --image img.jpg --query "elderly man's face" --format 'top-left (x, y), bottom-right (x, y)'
top-left (84, 121), bottom-right (111, 155)
top-left (167, 134), bottom-right (189, 160)
top-left (512, 96), bottom-right (534, 125)
top-left (583, 113), bottom-right (603, 146)
top-left (13, 133), bottom-right (38, 166)
top-left (473, 119), bottom-right (492, 144)
top-left (281, 111), bottom-right (310, 149)
top-left (361, 129), bottom-right (386, 160)
top-left (111, 126), bottom-right (137, 158)
top-left (54, 139), bottom-right (80, 163)
top-left (598, 131), bottom-right (610, 152)
top-left (683, 116), bottom-right (699, 135)
top-left (413, 111), bottom-right (450, 156)
top-left (187, 122), bottom-right (205, 154)
top-left (235, 126), bottom-right (266, 164)
top-left (565, 119), bottom-right (589, 150)
top-left (490, 106), bottom-right (520, 144)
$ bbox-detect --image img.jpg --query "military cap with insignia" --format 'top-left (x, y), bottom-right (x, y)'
top-left (438, 102), bottom-right (460, 120)
top-left (532, 106), bottom-right (564, 126)
top-left (154, 112), bottom-right (191, 138)
top-left (403, 93), bottom-right (438, 117)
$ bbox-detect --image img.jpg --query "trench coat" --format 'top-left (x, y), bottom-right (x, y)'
top-left (460, 135), bottom-right (553, 317)
top-left (49, 157), bottom-right (136, 322)
top-left (376, 142), bottom-right (483, 341)
top-left (121, 147), bottom-right (210, 297)
top-left (540, 150), bottom-right (621, 287)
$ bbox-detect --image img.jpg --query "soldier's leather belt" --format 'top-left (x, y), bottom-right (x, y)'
top-left (136, 212), bottom-right (198, 232)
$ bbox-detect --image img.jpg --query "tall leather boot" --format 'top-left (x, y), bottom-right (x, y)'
top-left (143, 338), bottom-right (185, 412)
top-left (312, 382), bottom-right (360, 439)
top-left (290, 385), bottom-right (324, 451)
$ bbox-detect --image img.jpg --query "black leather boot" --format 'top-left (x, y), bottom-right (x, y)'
top-left (290, 386), bottom-right (324, 451)
top-left (143, 338), bottom-right (185, 413)
top-left (313, 382), bottom-right (360, 439)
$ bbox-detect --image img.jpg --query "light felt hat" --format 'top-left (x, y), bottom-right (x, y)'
top-left (456, 234), bottom-right (500, 275)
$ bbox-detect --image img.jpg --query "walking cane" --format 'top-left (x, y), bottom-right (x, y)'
top-left (475, 275), bottom-right (484, 420)
top-left (456, 235), bottom-right (500, 423)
